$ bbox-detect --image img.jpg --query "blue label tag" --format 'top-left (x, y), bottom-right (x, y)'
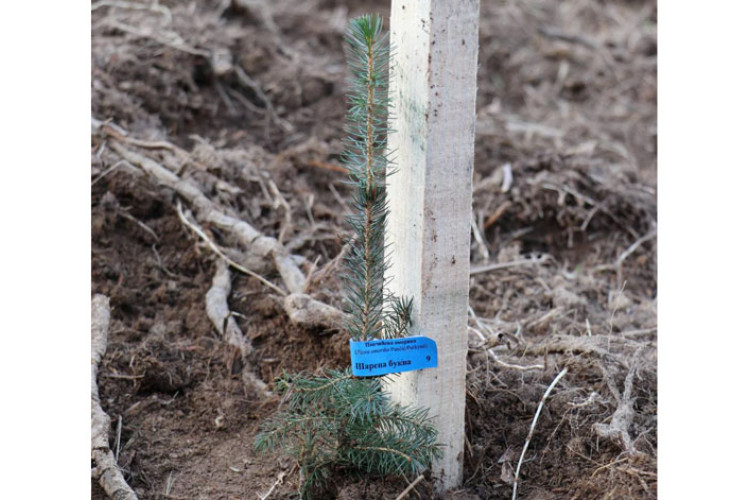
top-left (350, 336), bottom-right (438, 377)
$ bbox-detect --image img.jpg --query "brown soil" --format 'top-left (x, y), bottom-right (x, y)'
top-left (91, 0), bottom-right (656, 499)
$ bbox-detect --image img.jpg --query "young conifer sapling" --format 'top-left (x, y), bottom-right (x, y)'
top-left (255, 15), bottom-right (442, 499)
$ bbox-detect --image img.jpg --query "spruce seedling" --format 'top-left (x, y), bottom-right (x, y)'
top-left (255, 15), bottom-right (442, 499)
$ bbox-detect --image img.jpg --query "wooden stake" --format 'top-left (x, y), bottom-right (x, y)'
top-left (386, 0), bottom-right (479, 490)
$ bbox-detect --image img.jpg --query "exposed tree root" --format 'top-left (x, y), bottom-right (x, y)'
top-left (206, 260), bottom-right (255, 358)
top-left (177, 201), bottom-right (287, 297)
top-left (206, 260), bottom-right (272, 396)
top-left (99, 133), bottom-right (349, 333)
top-left (108, 140), bottom-right (305, 293)
top-left (515, 336), bottom-right (652, 455)
top-left (520, 334), bottom-right (642, 366)
top-left (91, 294), bottom-right (139, 500)
top-left (283, 292), bottom-right (347, 331)
top-left (593, 348), bottom-right (645, 453)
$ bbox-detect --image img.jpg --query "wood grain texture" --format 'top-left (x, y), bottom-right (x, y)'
top-left (386, 0), bottom-right (479, 490)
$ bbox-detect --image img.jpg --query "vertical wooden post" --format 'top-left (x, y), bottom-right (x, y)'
top-left (386, 0), bottom-right (479, 491)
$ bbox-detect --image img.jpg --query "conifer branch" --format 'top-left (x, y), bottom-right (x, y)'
top-left (353, 445), bottom-right (413, 464)
top-left (293, 373), bottom-right (355, 394)
top-left (341, 14), bottom-right (392, 342)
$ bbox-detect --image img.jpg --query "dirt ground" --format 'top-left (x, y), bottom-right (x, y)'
top-left (91, 0), bottom-right (657, 498)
